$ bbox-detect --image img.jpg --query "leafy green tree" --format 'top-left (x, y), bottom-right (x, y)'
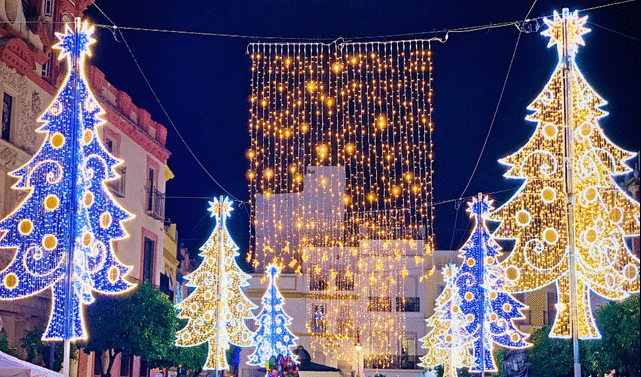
top-left (526, 327), bottom-right (574, 377)
top-left (584, 295), bottom-right (640, 376)
top-left (84, 282), bottom-right (179, 377)
top-left (21, 327), bottom-right (76, 371)
top-left (0, 332), bottom-right (19, 357)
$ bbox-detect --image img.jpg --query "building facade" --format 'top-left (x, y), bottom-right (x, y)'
top-left (0, 2), bottom-right (172, 377)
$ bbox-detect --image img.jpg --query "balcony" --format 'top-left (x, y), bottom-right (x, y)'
top-left (146, 186), bottom-right (165, 220)
top-left (107, 167), bottom-right (126, 197)
top-left (395, 297), bottom-right (420, 312)
top-left (364, 355), bottom-right (422, 370)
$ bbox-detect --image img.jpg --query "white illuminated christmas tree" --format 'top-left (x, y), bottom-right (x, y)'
top-left (488, 9), bottom-right (640, 339)
top-left (419, 264), bottom-right (473, 377)
top-left (176, 197), bottom-right (256, 371)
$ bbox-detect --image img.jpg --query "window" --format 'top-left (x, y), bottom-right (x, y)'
top-left (120, 354), bottom-right (132, 376)
top-left (105, 138), bottom-right (113, 153)
top-left (368, 297), bottom-right (392, 312)
top-left (146, 168), bottom-right (155, 210)
top-left (335, 272), bottom-right (354, 291)
top-left (145, 168), bottom-right (164, 220)
top-left (309, 270), bottom-right (328, 291)
top-left (43, 0), bottom-right (53, 15)
top-left (41, 54), bottom-right (52, 78)
top-left (93, 352), bottom-right (103, 375)
top-left (139, 359), bottom-right (148, 377)
top-left (396, 297), bottom-right (420, 312)
top-left (108, 166), bottom-right (126, 198)
top-left (142, 237), bottom-right (155, 283)
top-left (311, 304), bottom-right (325, 334)
top-left (546, 291), bottom-right (556, 326)
top-left (2, 93), bottom-right (13, 141)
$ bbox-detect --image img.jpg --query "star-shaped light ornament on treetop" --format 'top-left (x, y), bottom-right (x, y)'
top-left (53, 20), bottom-right (96, 62)
top-left (209, 197), bottom-right (234, 221)
top-left (541, 9), bottom-right (590, 59)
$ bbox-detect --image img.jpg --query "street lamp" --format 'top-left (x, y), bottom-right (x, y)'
top-left (354, 327), bottom-right (363, 376)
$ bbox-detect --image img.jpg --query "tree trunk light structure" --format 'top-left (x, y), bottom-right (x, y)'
top-left (488, 9), bottom-right (640, 377)
top-left (0, 17), bottom-right (137, 377)
top-left (176, 196), bottom-right (256, 373)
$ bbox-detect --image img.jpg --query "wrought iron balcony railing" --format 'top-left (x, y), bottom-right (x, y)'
top-left (145, 186), bottom-right (165, 220)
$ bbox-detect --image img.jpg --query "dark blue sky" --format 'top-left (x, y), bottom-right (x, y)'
top-left (84, 0), bottom-right (640, 263)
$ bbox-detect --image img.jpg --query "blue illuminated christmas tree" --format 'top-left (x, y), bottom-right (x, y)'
top-left (247, 264), bottom-right (298, 367)
top-left (452, 195), bottom-right (530, 373)
top-left (0, 21), bottom-right (134, 341)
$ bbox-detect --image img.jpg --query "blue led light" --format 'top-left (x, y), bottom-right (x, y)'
top-left (0, 21), bottom-right (134, 341)
top-left (247, 264), bottom-right (298, 366)
top-left (452, 196), bottom-right (530, 373)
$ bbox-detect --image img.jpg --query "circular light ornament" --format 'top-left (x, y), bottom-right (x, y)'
top-left (83, 130), bottom-right (93, 145)
top-left (489, 313), bottom-right (498, 322)
top-left (100, 212), bottom-right (112, 229)
top-left (516, 210), bottom-right (531, 227)
top-left (108, 266), bottom-right (119, 283)
top-left (465, 292), bottom-right (474, 301)
top-left (445, 335), bottom-right (453, 343)
top-left (503, 303), bottom-right (512, 312)
top-left (189, 303), bottom-right (198, 312)
top-left (4, 273), bottom-right (18, 289)
top-left (609, 207), bottom-right (623, 224)
top-left (542, 123), bottom-right (558, 139)
top-left (43, 235), bottom-right (57, 250)
top-left (505, 266), bottom-right (520, 282)
top-left (486, 257), bottom-right (495, 265)
top-left (578, 121), bottom-right (592, 139)
top-left (204, 311), bottom-right (213, 321)
top-left (583, 187), bottom-right (597, 203)
top-left (467, 258), bottom-right (476, 267)
top-left (543, 228), bottom-right (559, 244)
top-left (451, 305), bottom-right (460, 314)
top-left (623, 264), bottom-right (638, 281)
top-left (206, 257), bottom-right (215, 266)
top-left (489, 291), bottom-right (498, 300)
top-left (44, 195), bottom-right (59, 210)
top-left (511, 333), bottom-right (521, 343)
top-left (541, 187), bottom-right (556, 203)
top-left (583, 228), bottom-right (598, 244)
top-left (204, 291), bottom-right (213, 300)
top-left (82, 232), bottom-right (93, 247)
top-left (18, 219), bottom-right (33, 235)
top-left (466, 314), bottom-right (475, 323)
top-left (51, 133), bottom-right (65, 149)
top-left (84, 192), bottom-right (94, 207)
top-left (181, 332), bottom-right (190, 341)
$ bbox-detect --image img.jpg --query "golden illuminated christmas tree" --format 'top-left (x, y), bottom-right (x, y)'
top-left (489, 9), bottom-right (640, 339)
top-left (419, 264), bottom-right (473, 377)
top-left (176, 197), bottom-right (257, 371)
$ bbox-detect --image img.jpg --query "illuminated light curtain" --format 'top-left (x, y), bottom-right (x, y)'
top-left (247, 264), bottom-right (298, 366)
top-left (452, 196), bottom-right (529, 373)
top-left (0, 21), bottom-right (134, 341)
top-left (176, 197), bottom-right (257, 371)
top-left (419, 264), bottom-right (473, 377)
top-left (248, 40), bottom-right (434, 362)
top-left (488, 10), bottom-right (640, 339)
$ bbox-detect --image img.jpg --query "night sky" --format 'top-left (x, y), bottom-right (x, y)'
top-left (83, 0), bottom-right (640, 265)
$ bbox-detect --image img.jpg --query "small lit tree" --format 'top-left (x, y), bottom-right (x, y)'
top-left (247, 264), bottom-right (298, 367)
top-left (176, 197), bottom-right (256, 371)
top-left (419, 264), bottom-right (473, 377)
top-left (453, 196), bottom-right (530, 373)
